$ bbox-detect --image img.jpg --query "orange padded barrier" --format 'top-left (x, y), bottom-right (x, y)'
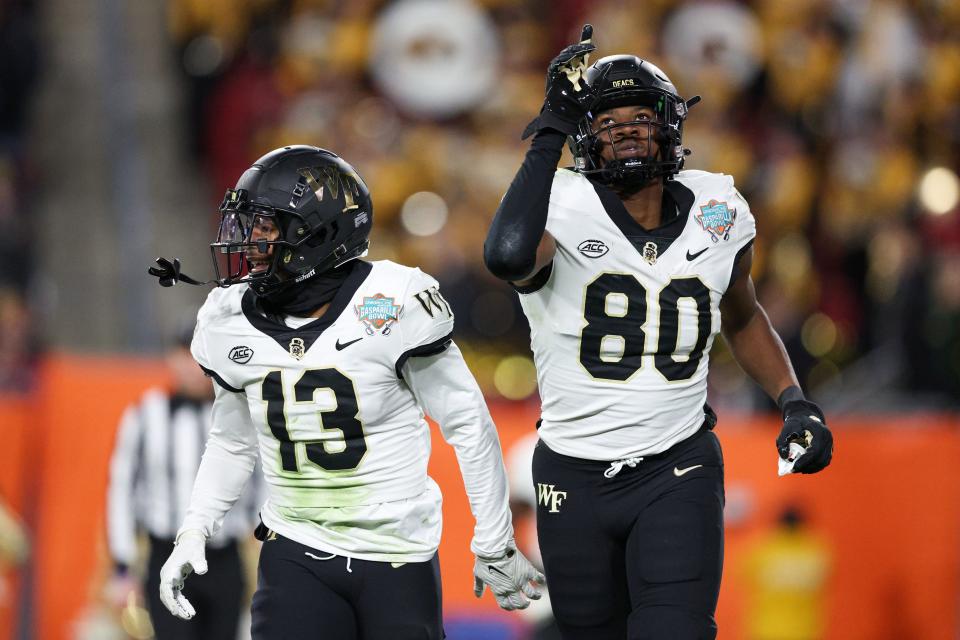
top-left (1, 354), bottom-right (958, 639)
top-left (30, 355), bottom-right (170, 640)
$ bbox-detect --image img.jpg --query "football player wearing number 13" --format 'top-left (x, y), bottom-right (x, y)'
top-left (484, 25), bottom-right (834, 640)
top-left (149, 146), bottom-right (543, 639)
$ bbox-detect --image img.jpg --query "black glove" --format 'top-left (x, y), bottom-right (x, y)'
top-left (776, 394), bottom-right (833, 474)
top-left (522, 24), bottom-right (608, 139)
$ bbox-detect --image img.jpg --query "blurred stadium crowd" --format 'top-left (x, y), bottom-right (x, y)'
top-left (3, 0), bottom-right (960, 410)
top-left (0, 0), bottom-right (40, 391)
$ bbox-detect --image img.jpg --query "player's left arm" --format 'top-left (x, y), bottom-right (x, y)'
top-left (720, 246), bottom-right (833, 474)
top-left (403, 346), bottom-right (545, 610)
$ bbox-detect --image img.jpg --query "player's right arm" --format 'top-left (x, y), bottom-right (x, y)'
top-left (159, 297), bottom-right (260, 620)
top-left (482, 129), bottom-right (560, 285)
top-left (158, 383), bottom-right (259, 620)
top-left (178, 384), bottom-right (259, 538)
top-left (483, 25), bottom-right (598, 286)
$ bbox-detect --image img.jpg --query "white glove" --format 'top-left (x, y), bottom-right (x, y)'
top-left (473, 541), bottom-right (546, 611)
top-left (158, 529), bottom-right (207, 619)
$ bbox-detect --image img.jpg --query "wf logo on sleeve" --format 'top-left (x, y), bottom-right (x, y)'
top-left (414, 286), bottom-right (452, 319)
top-left (537, 483), bottom-right (568, 513)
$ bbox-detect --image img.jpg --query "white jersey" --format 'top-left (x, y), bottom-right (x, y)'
top-left (518, 169), bottom-right (756, 461)
top-left (192, 260), bottom-right (470, 561)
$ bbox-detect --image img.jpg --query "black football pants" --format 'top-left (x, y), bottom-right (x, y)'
top-left (250, 533), bottom-right (445, 640)
top-left (146, 537), bottom-right (246, 640)
top-left (533, 427), bottom-right (725, 640)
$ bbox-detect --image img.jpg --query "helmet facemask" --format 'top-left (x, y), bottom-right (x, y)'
top-left (576, 89), bottom-right (689, 192)
top-left (211, 188), bottom-right (314, 295)
top-left (571, 55), bottom-right (698, 191)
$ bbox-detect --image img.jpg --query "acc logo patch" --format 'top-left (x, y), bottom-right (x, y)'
top-left (578, 239), bottom-right (609, 258)
top-left (228, 346), bottom-right (253, 364)
top-left (356, 294), bottom-right (401, 336)
top-left (696, 200), bottom-right (737, 243)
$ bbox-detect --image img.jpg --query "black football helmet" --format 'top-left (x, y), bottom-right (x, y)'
top-left (572, 55), bottom-right (699, 189)
top-left (212, 145), bottom-right (373, 300)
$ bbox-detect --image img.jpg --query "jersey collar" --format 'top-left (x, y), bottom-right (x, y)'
top-left (589, 178), bottom-right (695, 260)
top-left (241, 260), bottom-right (373, 355)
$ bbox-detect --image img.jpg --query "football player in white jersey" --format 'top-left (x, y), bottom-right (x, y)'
top-left (484, 26), bottom-right (833, 640)
top-left (150, 146), bottom-right (543, 639)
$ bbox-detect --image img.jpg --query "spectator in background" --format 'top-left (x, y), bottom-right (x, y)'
top-left (0, 286), bottom-right (37, 391)
top-left (741, 505), bottom-right (832, 640)
top-left (0, 0), bottom-right (40, 145)
top-left (0, 0), bottom-right (41, 392)
top-left (105, 320), bottom-right (262, 640)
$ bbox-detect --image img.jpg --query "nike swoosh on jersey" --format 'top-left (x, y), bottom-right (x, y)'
top-left (673, 464), bottom-right (703, 477)
top-left (686, 247), bottom-right (708, 261)
top-left (335, 337), bottom-right (363, 351)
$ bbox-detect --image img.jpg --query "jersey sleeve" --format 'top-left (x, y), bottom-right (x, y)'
top-left (191, 289), bottom-right (244, 393)
top-left (178, 384), bottom-right (259, 539)
top-left (727, 176), bottom-right (757, 287)
top-left (728, 176), bottom-right (757, 252)
top-left (395, 269), bottom-right (455, 378)
top-left (543, 169), bottom-right (577, 237)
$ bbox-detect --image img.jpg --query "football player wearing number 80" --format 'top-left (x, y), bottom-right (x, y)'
top-left (151, 146), bottom-right (543, 639)
top-left (484, 25), bottom-right (833, 640)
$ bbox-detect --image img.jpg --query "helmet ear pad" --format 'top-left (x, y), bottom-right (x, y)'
top-left (278, 215), bottom-right (339, 275)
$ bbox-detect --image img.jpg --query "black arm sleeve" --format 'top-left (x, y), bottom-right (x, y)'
top-left (483, 130), bottom-right (567, 282)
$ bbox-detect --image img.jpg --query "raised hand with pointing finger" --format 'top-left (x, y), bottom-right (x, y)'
top-left (523, 24), bottom-right (609, 139)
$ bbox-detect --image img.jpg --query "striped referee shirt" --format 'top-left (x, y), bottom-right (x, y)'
top-left (106, 388), bottom-right (262, 570)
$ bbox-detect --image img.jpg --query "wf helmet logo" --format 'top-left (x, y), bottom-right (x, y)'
top-left (537, 483), bottom-right (568, 513)
top-left (294, 165), bottom-right (363, 213)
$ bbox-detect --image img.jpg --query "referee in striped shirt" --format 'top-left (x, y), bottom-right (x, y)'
top-left (106, 322), bottom-right (262, 640)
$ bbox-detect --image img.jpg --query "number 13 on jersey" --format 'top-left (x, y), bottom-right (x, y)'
top-left (261, 369), bottom-right (368, 473)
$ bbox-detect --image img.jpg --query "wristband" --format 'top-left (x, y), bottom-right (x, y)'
top-left (776, 385), bottom-right (805, 414)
